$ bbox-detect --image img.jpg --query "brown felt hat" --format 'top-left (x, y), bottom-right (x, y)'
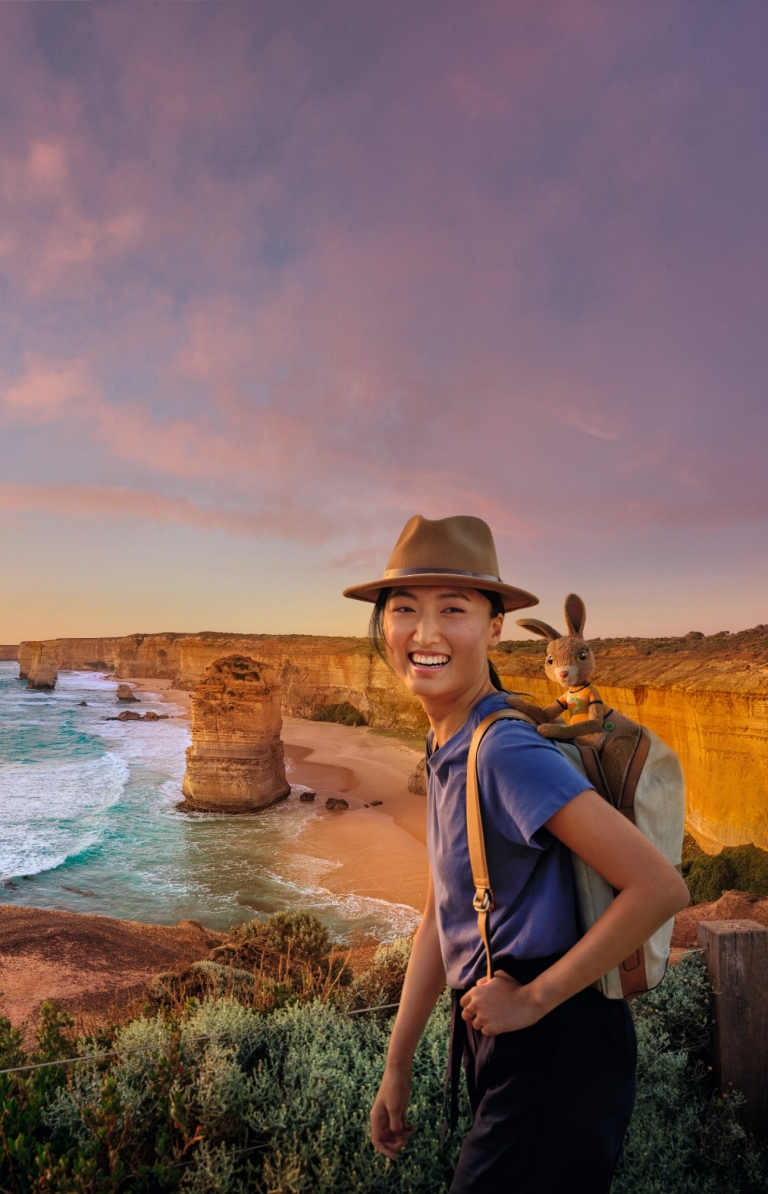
top-left (343, 514), bottom-right (539, 612)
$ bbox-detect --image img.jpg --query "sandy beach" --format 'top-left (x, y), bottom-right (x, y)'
top-left (282, 717), bottom-right (429, 913)
top-left (114, 680), bottom-right (429, 914)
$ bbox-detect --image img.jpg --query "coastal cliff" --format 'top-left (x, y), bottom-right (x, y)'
top-left (0, 645), bottom-right (18, 661)
top-left (17, 626), bottom-right (768, 852)
top-left (182, 655), bottom-right (290, 812)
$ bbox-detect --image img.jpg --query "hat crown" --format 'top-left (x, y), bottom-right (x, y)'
top-left (386, 515), bottom-right (500, 579)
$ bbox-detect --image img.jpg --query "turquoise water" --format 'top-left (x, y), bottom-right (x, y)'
top-left (0, 662), bottom-right (418, 939)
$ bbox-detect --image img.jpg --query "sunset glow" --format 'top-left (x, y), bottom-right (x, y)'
top-left (1, 2), bottom-right (766, 640)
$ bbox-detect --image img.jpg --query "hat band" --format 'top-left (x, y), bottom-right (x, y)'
top-left (383, 566), bottom-right (502, 584)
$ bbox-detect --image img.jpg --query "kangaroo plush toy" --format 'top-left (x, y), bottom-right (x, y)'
top-left (507, 593), bottom-right (618, 742)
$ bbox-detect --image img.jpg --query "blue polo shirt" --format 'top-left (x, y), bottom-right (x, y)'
top-left (426, 690), bottom-right (588, 989)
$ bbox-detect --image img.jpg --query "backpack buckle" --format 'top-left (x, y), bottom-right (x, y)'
top-left (473, 887), bottom-right (494, 913)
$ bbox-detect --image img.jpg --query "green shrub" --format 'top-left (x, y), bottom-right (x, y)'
top-left (312, 702), bottom-right (367, 727)
top-left (682, 842), bottom-right (768, 904)
top-left (2, 942), bottom-right (766, 1192)
top-left (721, 843), bottom-right (768, 896)
top-left (683, 854), bottom-right (735, 904)
top-left (614, 953), bottom-right (766, 1193)
top-left (344, 937), bottom-right (413, 1011)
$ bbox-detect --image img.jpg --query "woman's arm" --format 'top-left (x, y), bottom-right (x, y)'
top-left (370, 870), bottom-right (446, 1159)
top-left (460, 789), bottom-right (690, 1035)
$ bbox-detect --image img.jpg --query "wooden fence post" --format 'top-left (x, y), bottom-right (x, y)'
top-left (697, 919), bottom-right (768, 1135)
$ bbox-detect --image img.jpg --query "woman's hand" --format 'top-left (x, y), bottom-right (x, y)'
top-left (370, 1065), bottom-right (415, 1159)
top-left (459, 972), bottom-right (543, 1035)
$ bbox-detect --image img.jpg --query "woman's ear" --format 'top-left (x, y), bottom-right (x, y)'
top-left (563, 594), bottom-right (586, 637)
top-left (489, 612), bottom-right (504, 647)
top-left (516, 618), bottom-right (561, 641)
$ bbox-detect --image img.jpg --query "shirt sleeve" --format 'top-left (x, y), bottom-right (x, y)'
top-left (476, 720), bottom-right (590, 849)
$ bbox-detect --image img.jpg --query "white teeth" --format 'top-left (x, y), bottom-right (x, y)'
top-left (411, 654), bottom-right (449, 666)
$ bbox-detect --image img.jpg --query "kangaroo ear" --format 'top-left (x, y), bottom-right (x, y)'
top-left (564, 593), bottom-right (586, 637)
top-left (516, 618), bottom-right (562, 641)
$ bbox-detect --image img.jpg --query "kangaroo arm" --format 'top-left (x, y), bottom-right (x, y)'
top-left (538, 715), bottom-right (604, 740)
top-left (505, 696), bottom-right (562, 725)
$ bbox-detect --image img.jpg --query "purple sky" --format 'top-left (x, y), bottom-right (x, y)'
top-left (1, 1), bottom-right (767, 641)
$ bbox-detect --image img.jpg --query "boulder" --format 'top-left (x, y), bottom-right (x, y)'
top-left (143, 710), bottom-right (160, 721)
top-left (325, 797), bottom-right (349, 811)
top-left (407, 758), bottom-right (427, 795)
top-left (27, 664), bottom-right (57, 690)
top-left (181, 655), bottom-right (290, 812)
top-left (78, 701), bottom-right (88, 707)
top-left (116, 684), bottom-right (138, 702)
top-left (299, 789), bottom-right (317, 802)
top-left (117, 710), bottom-right (141, 721)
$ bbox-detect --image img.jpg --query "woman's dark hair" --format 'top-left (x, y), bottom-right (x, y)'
top-left (368, 587), bottom-right (507, 691)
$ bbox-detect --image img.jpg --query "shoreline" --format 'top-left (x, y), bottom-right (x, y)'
top-left (112, 683), bottom-right (429, 913)
top-left (281, 717), bottom-right (429, 913)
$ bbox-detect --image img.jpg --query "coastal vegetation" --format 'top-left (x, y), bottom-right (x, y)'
top-left (312, 702), bottom-right (367, 727)
top-left (682, 842), bottom-right (768, 905)
top-left (0, 914), bottom-right (765, 1193)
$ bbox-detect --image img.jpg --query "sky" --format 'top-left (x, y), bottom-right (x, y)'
top-left (0, 0), bottom-right (767, 643)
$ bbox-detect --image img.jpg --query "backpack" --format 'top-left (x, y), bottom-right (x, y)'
top-left (466, 708), bottom-right (686, 999)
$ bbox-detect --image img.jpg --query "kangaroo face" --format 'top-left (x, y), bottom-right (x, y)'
top-left (544, 637), bottom-right (595, 689)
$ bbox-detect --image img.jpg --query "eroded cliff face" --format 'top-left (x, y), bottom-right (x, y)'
top-left (182, 655), bottom-right (290, 812)
top-left (0, 645), bottom-right (18, 661)
top-left (17, 626), bottom-right (768, 851)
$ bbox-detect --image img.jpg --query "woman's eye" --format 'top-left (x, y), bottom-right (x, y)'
top-left (442, 606), bottom-right (465, 614)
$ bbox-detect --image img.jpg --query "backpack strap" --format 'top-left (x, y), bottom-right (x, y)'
top-left (466, 708), bottom-right (537, 982)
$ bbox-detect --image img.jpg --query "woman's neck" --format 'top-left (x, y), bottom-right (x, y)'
top-left (426, 675), bottom-right (497, 750)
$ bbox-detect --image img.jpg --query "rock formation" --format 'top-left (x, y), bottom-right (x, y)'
top-left (27, 662), bottom-right (57, 689)
top-left (116, 684), bottom-right (138, 701)
top-left (182, 655), bottom-right (290, 812)
top-left (16, 626), bottom-right (768, 852)
top-left (0, 644), bottom-right (18, 661)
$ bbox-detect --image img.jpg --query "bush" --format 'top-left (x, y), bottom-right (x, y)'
top-left (312, 702), bottom-right (367, 727)
top-left (682, 842), bottom-right (768, 904)
top-left (683, 854), bottom-right (735, 904)
top-left (2, 941), bottom-right (766, 1192)
top-left (614, 952), bottom-right (767, 1193)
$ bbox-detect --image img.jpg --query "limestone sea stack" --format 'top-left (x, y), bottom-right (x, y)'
top-left (27, 662), bottom-right (57, 690)
top-left (181, 655), bottom-right (290, 812)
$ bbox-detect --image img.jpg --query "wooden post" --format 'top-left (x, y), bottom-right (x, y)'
top-left (697, 919), bottom-right (768, 1135)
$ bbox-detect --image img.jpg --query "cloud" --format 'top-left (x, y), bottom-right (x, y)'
top-left (0, 482), bottom-right (328, 542)
top-left (0, 0), bottom-right (765, 592)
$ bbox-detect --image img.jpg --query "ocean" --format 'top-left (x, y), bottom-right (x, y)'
top-left (0, 662), bottom-right (419, 940)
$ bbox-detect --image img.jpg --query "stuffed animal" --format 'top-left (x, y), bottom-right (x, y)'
top-left (507, 593), bottom-right (616, 741)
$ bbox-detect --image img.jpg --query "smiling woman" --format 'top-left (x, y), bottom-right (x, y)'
top-left (343, 514), bottom-right (689, 1194)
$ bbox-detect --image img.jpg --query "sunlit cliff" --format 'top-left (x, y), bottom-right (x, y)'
top-left (17, 626), bottom-right (768, 854)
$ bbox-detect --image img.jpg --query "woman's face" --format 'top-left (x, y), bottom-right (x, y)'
top-left (382, 586), bottom-right (504, 702)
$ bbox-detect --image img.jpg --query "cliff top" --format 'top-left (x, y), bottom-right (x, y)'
top-left (492, 623), bottom-right (768, 694)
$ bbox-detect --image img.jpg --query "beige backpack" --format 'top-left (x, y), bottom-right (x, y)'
top-left (467, 708), bottom-right (686, 999)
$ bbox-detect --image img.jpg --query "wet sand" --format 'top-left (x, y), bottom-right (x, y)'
top-left (282, 717), bottom-right (429, 913)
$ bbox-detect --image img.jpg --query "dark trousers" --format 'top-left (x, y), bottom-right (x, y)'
top-left (447, 958), bottom-right (637, 1194)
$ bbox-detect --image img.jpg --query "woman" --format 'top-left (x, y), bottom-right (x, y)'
top-left (343, 514), bottom-right (689, 1194)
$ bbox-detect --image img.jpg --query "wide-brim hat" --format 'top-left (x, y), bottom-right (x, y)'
top-left (343, 514), bottom-right (539, 612)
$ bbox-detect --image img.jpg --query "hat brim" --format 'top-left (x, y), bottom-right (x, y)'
top-left (343, 573), bottom-right (539, 613)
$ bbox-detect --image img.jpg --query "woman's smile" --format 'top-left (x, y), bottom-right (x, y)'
top-left (409, 652), bottom-right (451, 671)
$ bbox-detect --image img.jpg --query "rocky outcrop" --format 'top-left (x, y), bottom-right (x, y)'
top-left (27, 662), bottom-right (57, 689)
top-left (407, 758), bottom-right (427, 795)
top-left (0, 644), bottom-right (18, 661)
top-left (116, 683), bottom-right (138, 702)
top-left (16, 625), bottom-right (768, 852)
top-left (182, 655), bottom-right (290, 812)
